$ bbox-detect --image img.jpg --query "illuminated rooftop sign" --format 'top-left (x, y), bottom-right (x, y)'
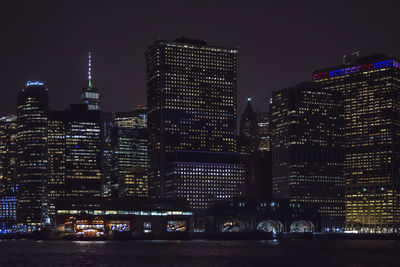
top-left (313, 60), bottom-right (400, 80)
top-left (26, 81), bottom-right (44, 86)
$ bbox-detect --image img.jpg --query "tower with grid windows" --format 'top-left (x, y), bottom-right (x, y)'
top-left (146, 37), bottom-right (245, 209)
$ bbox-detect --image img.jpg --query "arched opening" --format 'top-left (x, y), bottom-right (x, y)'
top-left (222, 219), bottom-right (246, 232)
top-left (290, 220), bottom-right (314, 233)
top-left (257, 220), bottom-right (283, 233)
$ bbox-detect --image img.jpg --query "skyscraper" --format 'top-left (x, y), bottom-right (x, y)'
top-left (16, 81), bottom-right (49, 229)
top-left (146, 37), bottom-right (245, 209)
top-left (47, 104), bottom-right (102, 208)
top-left (81, 52), bottom-right (100, 111)
top-left (313, 54), bottom-right (400, 233)
top-left (238, 99), bottom-right (272, 199)
top-left (270, 82), bottom-right (344, 231)
top-left (0, 115), bottom-right (17, 194)
top-left (257, 112), bottom-right (270, 152)
top-left (0, 115), bottom-right (17, 227)
top-left (100, 112), bottom-right (116, 198)
top-left (238, 98), bottom-right (259, 155)
top-left (114, 105), bottom-right (149, 198)
top-left (255, 111), bottom-right (273, 199)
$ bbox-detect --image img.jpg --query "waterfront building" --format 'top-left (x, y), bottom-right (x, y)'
top-left (145, 37), bottom-right (245, 209)
top-left (47, 104), bottom-right (102, 207)
top-left (54, 197), bottom-right (193, 236)
top-left (0, 115), bottom-right (17, 227)
top-left (313, 54), bottom-right (400, 233)
top-left (0, 115), bottom-right (17, 194)
top-left (270, 81), bottom-right (344, 232)
top-left (16, 81), bottom-right (49, 229)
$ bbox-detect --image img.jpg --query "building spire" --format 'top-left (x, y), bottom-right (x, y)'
top-left (88, 52), bottom-right (92, 88)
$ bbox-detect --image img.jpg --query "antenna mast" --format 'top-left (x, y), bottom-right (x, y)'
top-left (88, 52), bottom-right (92, 88)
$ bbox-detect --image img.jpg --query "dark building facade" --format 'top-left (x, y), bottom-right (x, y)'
top-left (238, 100), bottom-right (272, 199)
top-left (47, 104), bottom-right (102, 218)
top-left (239, 98), bottom-right (259, 155)
top-left (270, 82), bottom-right (344, 232)
top-left (16, 81), bottom-right (49, 229)
top-left (146, 37), bottom-right (245, 209)
top-left (313, 54), bottom-right (400, 233)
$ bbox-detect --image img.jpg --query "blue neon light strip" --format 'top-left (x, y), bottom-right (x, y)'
top-left (313, 60), bottom-right (400, 80)
top-left (26, 81), bottom-right (44, 86)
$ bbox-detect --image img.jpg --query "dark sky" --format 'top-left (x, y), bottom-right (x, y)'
top-left (1, 0), bottom-right (400, 116)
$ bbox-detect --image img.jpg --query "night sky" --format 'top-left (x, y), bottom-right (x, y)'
top-left (1, 0), bottom-right (400, 116)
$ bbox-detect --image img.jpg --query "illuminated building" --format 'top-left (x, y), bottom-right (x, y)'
top-left (313, 54), bottom-right (400, 233)
top-left (54, 198), bottom-right (193, 236)
top-left (257, 112), bottom-right (270, 152)
top-left (0, 196), bottom-right (16, 227)
top-left (146, 37), bottom-right (245, 209)
top-left (48, 104), bottom-right (102, 209)
top-left (0, 115), bottom-right (18, 227)
top-left (119, 166), bottom-right (148, 198)
top-left (65, 216), bottom-right (105, 237)
top-left (16, 81), bottom-right (49, 229)
top-left (270, 82), bottom-right (344, 231)
top-left (0, 115), bottom-right (17, 193)
top-left (100, 111), bottom-right (115, 198)
top-left (81, 52), bottom-right (100, 110)
top-left (163, 151), bottom-right (245, 209)
top-left (114, 106), bottom-right (148, 198)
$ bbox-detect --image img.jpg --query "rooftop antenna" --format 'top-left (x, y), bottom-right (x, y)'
top-left (88, 52), bottom-right (92, 88)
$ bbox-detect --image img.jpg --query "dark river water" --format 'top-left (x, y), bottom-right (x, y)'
top-left (0, 239), bottom-right (399, 266)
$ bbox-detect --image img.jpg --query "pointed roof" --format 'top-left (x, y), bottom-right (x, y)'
top-left (242, 98), bottom-right (257, 121)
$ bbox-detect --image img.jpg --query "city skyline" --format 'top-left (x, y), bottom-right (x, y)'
top-left (1, 1), bottom-right (400, 117)
top-left (3, 2), bottom-right (400, 266)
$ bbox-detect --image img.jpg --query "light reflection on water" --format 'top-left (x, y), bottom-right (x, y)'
top-left (0, 239), bottom-right (399, 266)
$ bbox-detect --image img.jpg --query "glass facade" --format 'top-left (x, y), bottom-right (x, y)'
top-left (47, 104), bottom-right (102, 221)
top-left (114, 106), bottom-right (149, 198)
top-left (16, 83), bottom-right (49, 229)
top-left (314, 54), bottom-right (400, 233)
top-left (271, 82), bottom-right (344, 231)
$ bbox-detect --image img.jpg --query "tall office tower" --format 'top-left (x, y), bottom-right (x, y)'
top-left (114, 105), bottom-right (148, 198)
top-left (146, 37), bottom-right (245, 209)
top-left (16, 81), bottom-right (49, 229)
top-left (81, 52), bottom-right (100, 110)
top-left (257, 112), bottom-right (270, 152)
top-left (0, 115), bottom-right (17, 227)
top-left (48, 104), bottom-right (102, 207)
top-left (271, 82), bottom-right (344, 231)
top-left (253, 111), bottom-right (273, 199)
top-left (238, 98), bottom-right (259, 155)
top-left (0, 115), bottom-right (17, 193)
top-left (100, 112), bottom-right (116, 198)
top-left (313, 54), bottom-right (400, 233)
top-left (238, 98), bottom-right (261, 198)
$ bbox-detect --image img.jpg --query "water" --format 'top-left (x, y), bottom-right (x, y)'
top-left (0, 239), bottom-right (399, 266)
